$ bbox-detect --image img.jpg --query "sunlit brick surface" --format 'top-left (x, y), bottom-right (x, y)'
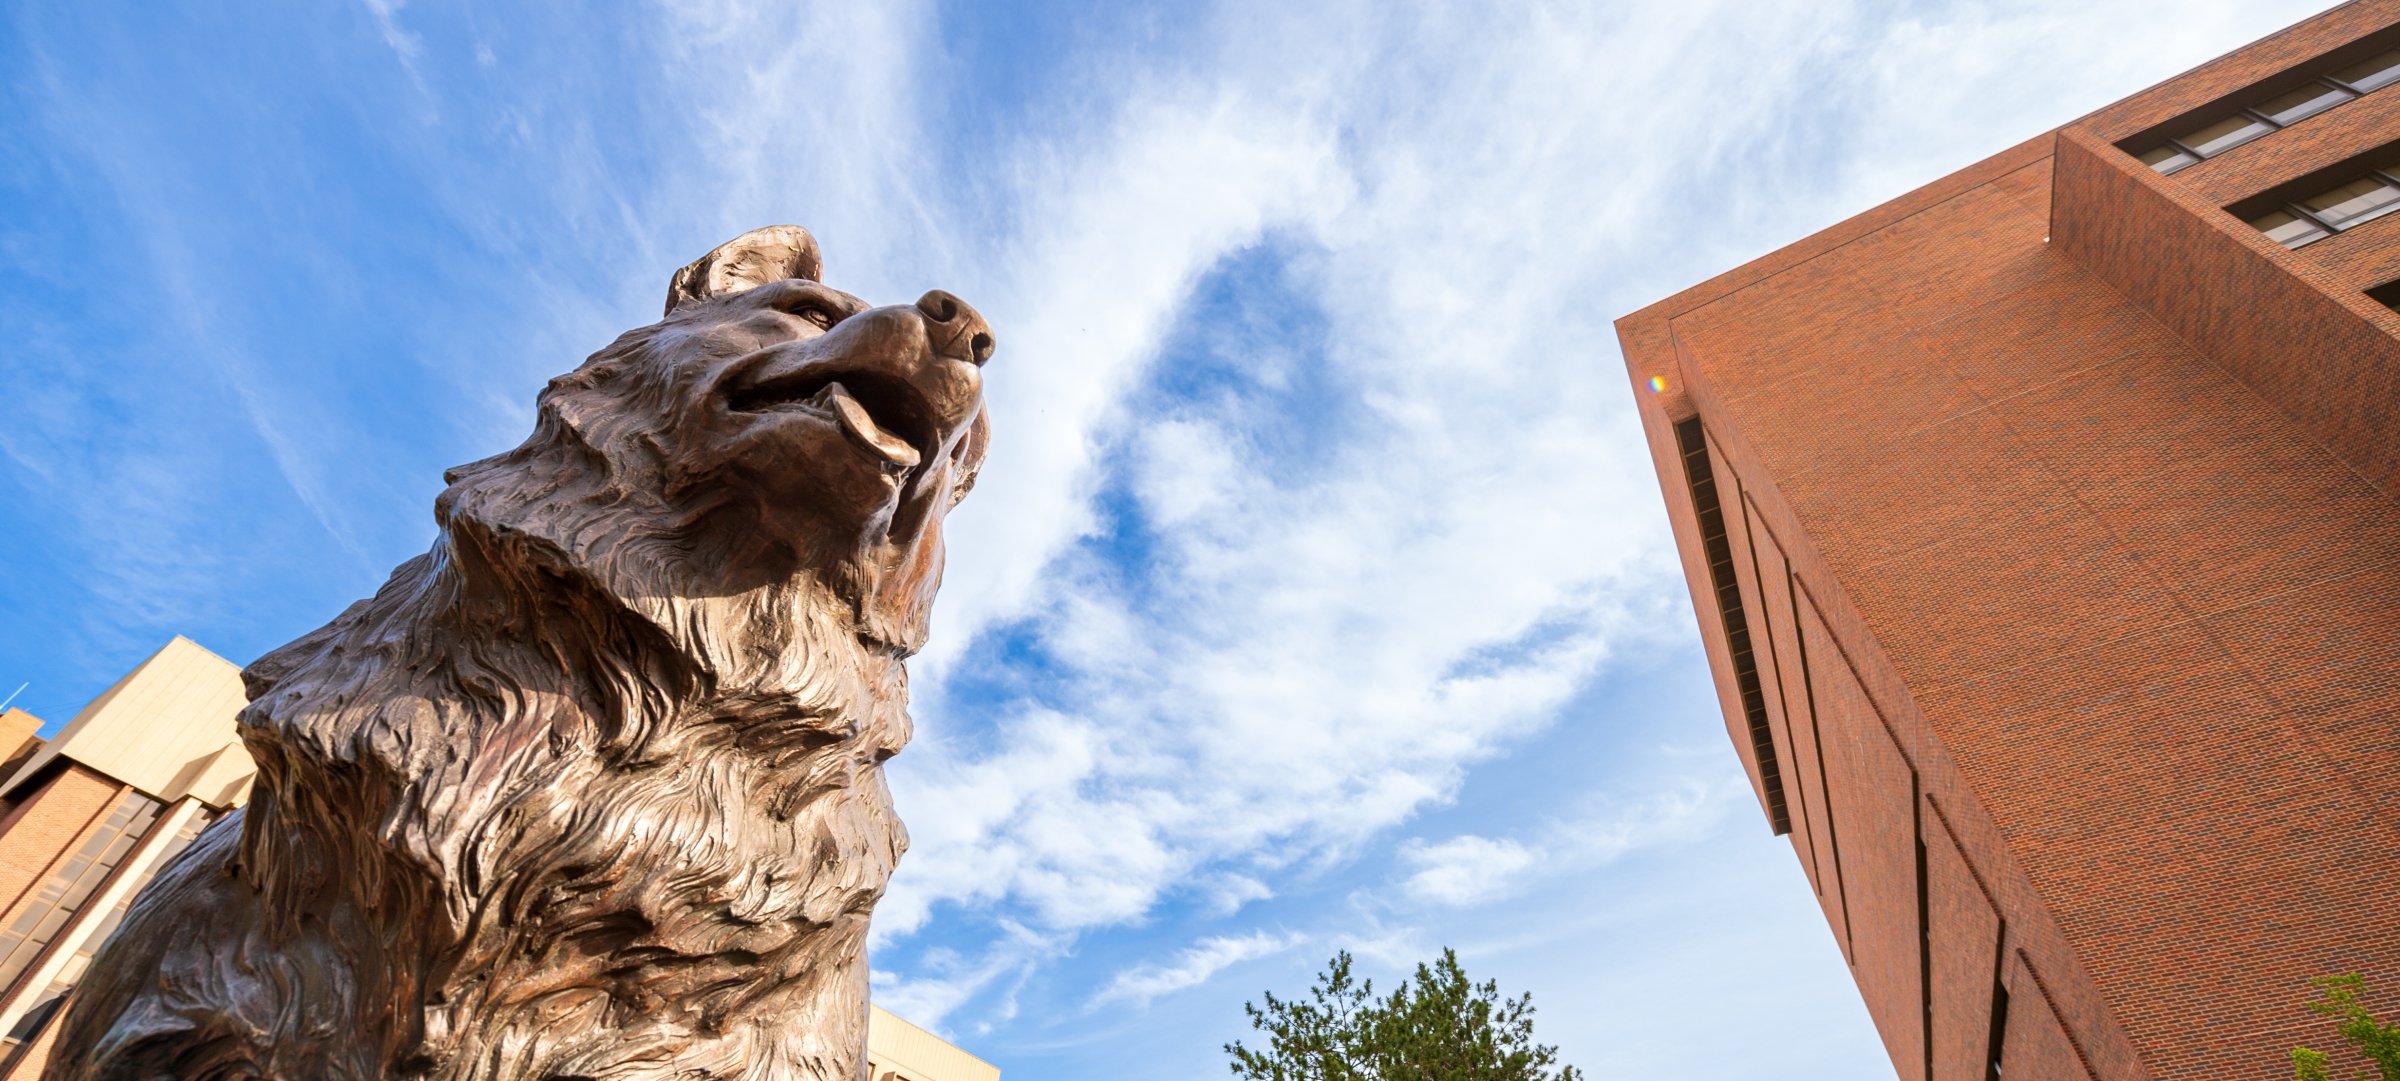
top-left (0, 766), bottom-right (122, 924)
top-left (1615, 3), bottom-right (2400, 1078)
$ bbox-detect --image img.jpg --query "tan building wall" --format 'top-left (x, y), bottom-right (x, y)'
top-left (868, 1005), bottom-right (1002, 1081)
top-left (0, 638), bottom-right (249, 1074)
top-left (0, 714), bottom-right (42, 786)
top-left (1, 636), bottom-right (253, 808)
top-left (0, 640), bottom-right (998, 1079)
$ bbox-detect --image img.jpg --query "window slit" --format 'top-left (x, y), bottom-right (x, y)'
top-left (1673, 417), bottom-right (1791, 835)
top-left (1986, 926), bottom-right (2013, 1081)
top-left (1743, 499), bottom-right (1817, 880)
top-left (1916, 778), bottom-right (1933, 1081)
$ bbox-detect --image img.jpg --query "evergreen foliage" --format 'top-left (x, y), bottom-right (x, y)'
top-left (1226, 949), bottom-right (1584, 1080)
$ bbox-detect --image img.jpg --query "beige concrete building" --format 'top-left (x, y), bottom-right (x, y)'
top-left (869, 1006), bottom-right (1001, 1081)
top-left (0, 638), bottom-right (996, 1080)
top-left (0, 637), bottom-right (249, 1078)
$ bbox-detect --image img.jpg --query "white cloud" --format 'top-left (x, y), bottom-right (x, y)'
top-left (358, 0), bottom-right (422, 65)
top-left (1554, 780), bottom-right (1734, 864)
top-left (852, 8), bottom-right (2340, 1015)
top-left (1393, 779), bottom-right (1732, 908)
top-left (11, 0), bottom-right (2336, 1067)
top-left (879, 0), bottom-right (1726, 971)
top-left (869, 921), bottom-right (1059, 1039)
top-left (1397, 836), bottom-right (1537, 907)
top-left (1091, 930), bottom-right (1308, 1009)
top-left (1199, 873), bottom-right (1275, 918)
top-left (920, 90), bottom-right (1354, 669)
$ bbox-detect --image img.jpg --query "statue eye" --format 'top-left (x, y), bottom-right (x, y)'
top-left (797, 306), bottom-right (837, 330)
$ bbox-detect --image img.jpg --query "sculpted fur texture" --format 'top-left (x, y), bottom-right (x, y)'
top-left (44, 227), bottom-right (995, 1081)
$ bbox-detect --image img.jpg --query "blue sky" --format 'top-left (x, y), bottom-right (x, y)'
top-left (0, 1), bottom-right (2333, 1077)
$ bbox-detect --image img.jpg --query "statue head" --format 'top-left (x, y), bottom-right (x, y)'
top-left (436, 225), bottom-right (993, 655)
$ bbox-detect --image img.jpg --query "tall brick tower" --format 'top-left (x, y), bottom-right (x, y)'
top-left (1615, 4), bottom-right (2400, 1080)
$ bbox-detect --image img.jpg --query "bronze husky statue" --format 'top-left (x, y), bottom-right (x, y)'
top-left (46, 226), bottom-right (993, 1081)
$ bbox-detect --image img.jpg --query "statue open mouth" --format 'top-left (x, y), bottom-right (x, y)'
top-left (727, 366), bottom-right (937, 478)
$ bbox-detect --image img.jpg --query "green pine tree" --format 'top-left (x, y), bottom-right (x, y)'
top-left (1226, 949), bottom-right (1584, 1081)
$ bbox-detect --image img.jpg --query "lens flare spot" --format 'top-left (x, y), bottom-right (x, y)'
top-left (1648, 375), bottom-right (1667, 393)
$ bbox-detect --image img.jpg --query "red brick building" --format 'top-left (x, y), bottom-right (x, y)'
top-left (0, 638), bottom-right (252, 1080)
top-left (1614, 4), bottom-right (2400, 1079)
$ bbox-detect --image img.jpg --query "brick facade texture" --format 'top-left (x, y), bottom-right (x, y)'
top-left (0, 766), bottom-right (124, 925)
top-left (2, 1018), bottom-right (60, 1081)
top-left (1614, 2), bottom-right (2400, 1079)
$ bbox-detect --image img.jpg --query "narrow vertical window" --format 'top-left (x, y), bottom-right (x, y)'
top-left (1673, 418), bottom-right (1791, 834)
top-left (1986, 980), bottom-right (2012, 1080)
top-left (1915, 800), bottom-right (1934, 1081)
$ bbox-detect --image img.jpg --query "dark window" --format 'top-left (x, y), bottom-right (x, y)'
top-left (0, 791), bottom-right (162, 999)
top-left (2247, 209), bottom-right (2334, 248)
top-left (2137, 145), bottom-right (2200, 173)
top-left (0, 805), bottom-right (216, 1062)
top-left (1986, 983), bottom-right (2012, 1081)
top-left (2128, 39), bottom-right (2400, 174)
top-left (1, 992), bottom-right (63, 1046)
top-left (2366, 278), bottom-right (2400, 310)
top-left (2248, 170), bottom-right (2400, 248)
top-left (2334, 48), bottom-right (2400, 93)
top-left (2256, 83), bottom-right (2352, 125)
top-left (2179, 114), bottom-right (2276, 158)
top-left (1915, 824), bottom-right (1933, 1081)
top-left (1673, 418), bottom-right (1791, 836)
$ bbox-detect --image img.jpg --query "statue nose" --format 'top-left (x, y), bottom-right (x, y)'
top-left (915, 290), bottom-right (995, 367)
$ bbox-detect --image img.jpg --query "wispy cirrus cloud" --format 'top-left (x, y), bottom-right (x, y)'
top-left (545, 0), bottom-right (2340, 1059)
top-left (1091, 930), bottom-right (1308, 1010)
top-left (358, 0), bottom-right (423, 65)
top-left (1397, 836), bottom-right (1537, 908)
top-left (0, 2), bottom-right (2337, 1078)
top-left (1396, 779), bottom-right (1734, 908)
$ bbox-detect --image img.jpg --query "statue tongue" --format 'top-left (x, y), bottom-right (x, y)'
top-left (820, 381), bottom-right (921, 468)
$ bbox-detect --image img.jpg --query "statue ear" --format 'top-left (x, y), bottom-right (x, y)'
top-left (664, 225), bottom-right (824, 315)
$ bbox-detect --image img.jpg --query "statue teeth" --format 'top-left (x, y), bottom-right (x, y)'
top-left (820, 381), bottom-right (922, 468)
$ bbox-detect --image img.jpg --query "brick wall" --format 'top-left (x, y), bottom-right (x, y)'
top-left (2000, 954), bottom-right (2095, 1081)
top-left (2052, 127), bottom-right (2400, 497)
top-left (1746, 514), bottom-right (1848, 947)
top-left (0, 766), bottom-right (124, 921)
top-left (1801, 597), bottom-right (1924, 1081)
top-left (1612, 7), bottom-right (2400, 1077)
top-left (1923, 808), bottom-right (2001, 1081)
